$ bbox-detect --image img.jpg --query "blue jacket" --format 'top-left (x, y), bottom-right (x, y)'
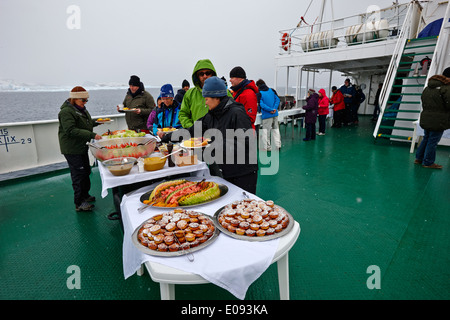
top-left (152, 100), bottom-right (182, 135)
top-left (257, 85), bottom-right (280, 120)
top-left (339, 84), bottom-right (356, 104)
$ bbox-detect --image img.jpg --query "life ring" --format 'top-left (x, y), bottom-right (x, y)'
top-left (281, 33), bottom-right (291, 51)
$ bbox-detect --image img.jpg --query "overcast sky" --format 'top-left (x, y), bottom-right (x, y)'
top-left (0, 0), bottom-right (406, 88)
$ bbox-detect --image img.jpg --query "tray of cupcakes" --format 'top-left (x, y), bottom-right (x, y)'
top-left (213, 199), bottom-right (293, 241)
top-left (132, 209), bottom-right (219, 257)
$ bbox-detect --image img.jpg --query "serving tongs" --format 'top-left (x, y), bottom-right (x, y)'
top-left (173, 232), bottom-right (195, 262)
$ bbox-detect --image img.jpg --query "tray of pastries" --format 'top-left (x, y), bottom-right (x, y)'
top-left (213, 199), bottom-right (293, 241)
top-left (132, 209), bottom-right (219, 257)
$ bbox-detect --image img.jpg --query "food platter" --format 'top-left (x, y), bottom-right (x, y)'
top-left (181, 138), bottom-right (210, 149)
top-left (132, 210), bottom-right (220, 257)
top-left (139, 179), bottom-right (229, 209)
top-left (96, 118), bottom-right (114, 123)
top-left (120, 108), bottom-right (137, 112)
top-left (213, 200), bottom-right (294, 242)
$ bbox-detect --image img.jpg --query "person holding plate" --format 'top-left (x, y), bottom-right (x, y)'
top-left (58, 86), bottom-right (102, 212)
top-left (117, 75), bottom-right (156, 132)
top-left (159, 76), bottom-right (258, 194)
top-left (152, 84), bottom-right (182, 135)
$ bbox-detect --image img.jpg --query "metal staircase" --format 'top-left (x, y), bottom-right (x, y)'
top-left (374, 36), bottom-right (438, 141)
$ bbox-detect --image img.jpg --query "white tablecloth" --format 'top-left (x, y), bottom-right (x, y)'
top-left (121, 176), bottom-right (280, 300)
top-left (98, 161), bottom-right (210, 198)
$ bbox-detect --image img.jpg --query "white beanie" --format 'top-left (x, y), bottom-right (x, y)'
top-left (69, 86), bottom-right (89, 99)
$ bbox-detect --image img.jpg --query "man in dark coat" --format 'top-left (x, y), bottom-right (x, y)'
top-left (415, 67), bottom-right (450, 169)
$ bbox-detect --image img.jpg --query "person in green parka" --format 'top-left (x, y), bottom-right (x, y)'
top-left (179, 59), bottom-right (232, 128)
top-left (415, 67), bottom-right (450, 169)
top-left (58, 86), bottom-right (102, 212)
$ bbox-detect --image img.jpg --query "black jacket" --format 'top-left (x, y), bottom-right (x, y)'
top-left (163, 96), bottom-right (258, 178)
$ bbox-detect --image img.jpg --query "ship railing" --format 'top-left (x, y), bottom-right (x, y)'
top-left (278, 2), bottom-right (409, 55)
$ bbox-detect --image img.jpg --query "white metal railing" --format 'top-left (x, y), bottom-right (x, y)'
top-left (372, 1), bottom-right (420, 138)
top-left (278, 2), bottom-right (409, 54)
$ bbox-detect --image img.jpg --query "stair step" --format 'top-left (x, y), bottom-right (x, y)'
top-left (390, 92), bottom-right (422, 96)
top-left (402, 52), bottom-right (434, 57)
top-left (382, 117), bottom-right (417, 121)
top-left (397, 69), bottom-right (415, 72)
top-left (399, 61), bottom-right (424, 65)
top-left (395, 76), bottom-right (427, 79)
top-left (379, 125), bottom-right (414, 131)
top-left (377, 134), bottom-right (413, 140)
top-left (407, 36), bottom-right (438, 42)
top-left (384, 109), bottom-right (421, 113)
top-left (404, 44), bottom-right (437, 50)
top-left (387, 100), bottom-right (421, 104)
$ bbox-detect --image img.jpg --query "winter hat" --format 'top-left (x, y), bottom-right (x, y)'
top-left (69, 86), bottom-right (89, 99)
top-left (182, 79), bottom-right (190, 88)
top-left (308, 88), bottom-right (316, 94)
top-left (160, 84), bottom-right (174, 98)
top-left (202, 76), bottom-right (228, 98)
top-left (443, 67), bottom-right (450, 78)
top-left (129, 75), bottom-right (141, 86)
top-left (229, 66), bottom-right (246, 79)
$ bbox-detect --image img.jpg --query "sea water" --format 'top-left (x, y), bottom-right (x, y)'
top-left (0, 87), bottom-right (163, 124)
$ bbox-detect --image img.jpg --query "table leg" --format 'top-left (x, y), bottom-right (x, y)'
top-left (160, 283), bottom-right (175, 300)
top-left (137, 264), bottom-right (144, 276)
top-left (277, 253), bottom-right (290, 300)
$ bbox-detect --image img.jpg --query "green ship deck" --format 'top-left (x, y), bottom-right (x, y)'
top-left (1, 116), bottom-right (449, 300)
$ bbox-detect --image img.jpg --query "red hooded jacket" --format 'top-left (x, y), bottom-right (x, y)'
top-left (232, 80), bottom-right (259, 129)
top-left (318, 89), bottom-right (330, 115)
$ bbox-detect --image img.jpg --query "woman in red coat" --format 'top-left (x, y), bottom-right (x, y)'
top-left (330, 86), bottom-right (345, 128)
top-left (318, 89), bottom-right (330, 135)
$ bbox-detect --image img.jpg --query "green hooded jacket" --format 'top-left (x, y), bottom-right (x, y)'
top-left (58, 100), bottom-right (98, 154)
top-left (420, 75), bottom-right (450, 131)
top-left (179, 59), bottom-right (232, 128)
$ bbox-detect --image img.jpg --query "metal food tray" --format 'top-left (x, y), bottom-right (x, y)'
top-left (139, 180), bottom-right (229, 209)
top-left (132, 212), bottom-right (220, 257)
top-left (213, 204), bottom-right (294, 242)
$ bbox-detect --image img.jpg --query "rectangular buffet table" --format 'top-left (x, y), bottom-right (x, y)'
top-left (120, 176), bottom-right (300, 300)
top-left (98, 160), bottom-right (210, 198)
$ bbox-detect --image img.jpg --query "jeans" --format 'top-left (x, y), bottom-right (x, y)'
top-left (260, 116), bottom-right (281, 150)
top-left (415, 129), bottom-right (444, 166)
top-left (305, 123), bottom-right (316, 140)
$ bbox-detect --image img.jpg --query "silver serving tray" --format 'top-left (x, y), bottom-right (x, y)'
top-left (132, 212), bottom-right (220, 257)
top-left (213, 204), bottom-right (294, 242)
top-left (139, 179), bottom-right (229, 209)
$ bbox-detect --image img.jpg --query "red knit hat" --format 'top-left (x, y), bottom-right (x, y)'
top-left (69, 86), bottom-right (89, 99)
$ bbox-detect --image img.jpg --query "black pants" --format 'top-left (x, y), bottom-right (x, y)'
top-left (333, 109), bottom-right (345, 127)
top-left (225, 171), bottom-right (258, 195)
top-left (64, 153), bottom-right (92, 206)
top-left (318, 115), bottom-right (327, 133)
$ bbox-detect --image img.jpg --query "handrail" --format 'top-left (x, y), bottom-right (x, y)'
top-left (373, 1), bottom-right (418, 138)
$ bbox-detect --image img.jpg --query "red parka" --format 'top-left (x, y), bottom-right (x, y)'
top-left (330, 89), bottom-right (345, 112)
top-left (232, 80), bottom-right (259, 129)
top-left (318, 89), bottom-right (330, 115)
